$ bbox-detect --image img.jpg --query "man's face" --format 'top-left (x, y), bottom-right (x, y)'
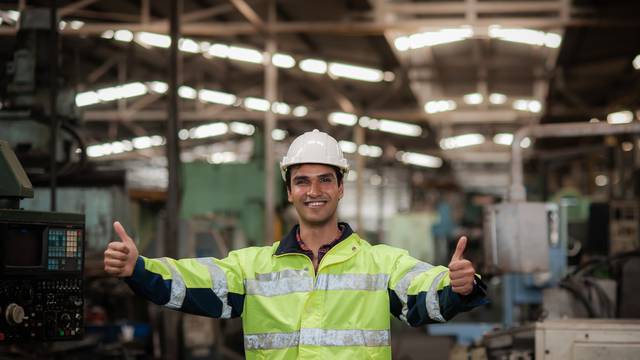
top-left (287, 164), bottom-right (343, 227)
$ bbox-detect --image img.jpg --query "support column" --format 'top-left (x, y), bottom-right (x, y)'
top-left (264, 0), bottom-right (277, 244)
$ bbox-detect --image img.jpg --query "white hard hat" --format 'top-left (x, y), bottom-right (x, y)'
top-left (280, 129), bottom-right (349, 180)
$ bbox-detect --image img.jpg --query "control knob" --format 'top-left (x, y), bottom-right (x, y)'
top-left (5, 303), bottom-right (25, 326)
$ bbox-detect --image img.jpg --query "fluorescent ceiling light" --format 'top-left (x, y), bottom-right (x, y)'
top-left (424, 100), bottom-right (457, 114)
top-left (463, 93), bottom-right (483, 105)
top-left (244, 97), bottom-right (270, 112)
top-left (178, 129), bottom-right (189, 140)
top-left (132, 136), bottom-right (153, 149)
top-left (513, 99), bottom-right (542, 113)
top-left (394, 27), bottom-right (474, 51)
top-left (178, 86), bottom-right (197, 99)
top-left (633, 54), bottom-right (640, 70)
top-left (488, 26), bottom-right (561, 48)
top-left (230, 122), bottom-right (255, 136)
top-left (272, 129), bottom-right (287, 141)
top-left (69, 20), bottom-right (84, 30)
top-left (440, 133), bottom-right (485, 149)
top-left (101, 30), bottom-right (114, 39)
top-left (328, 112), bottom-right (357, 126)
top-left (191, 123), bottom-right (228, 139)
top-left (377, 119), bottom-right (422, 137)
top-left (179, 38), bottom-right (200, 53)
top-left (75, 91), bottom-right (100, 107)
top-left (339, 141), bottom-right (357, 154)
top-left (113, 30), bottom-right (134, 42)
top-left (228, 46), bottom-right (263, 64)
top-left (493, 133), bottom-right (531, 148)
top-left (119, 82), bottom-right (147, 98)
top-left (272, 53), bottom-right (296, 68)
top-left (489, 93), bottom-right (507, 105)
top-left (198, 89), bottom-right (236, 105)
top-left (292, 106), bottom-right (308, 117)
top-left (300, 59), bottom-right (327, 74)
top-left (607, 110), bottom-right (633, 124)
top-left (328, 62), bottom-right (383, 82)
top-left (272, 102), bottom-right (291, 115)
top-left (147, 81), bottom-right (168, 94)
top-left (398, 151), bottom-right (443, 168)
top-left (209, 151), bottom-right (237, 164)
top-left (208, 43), bottom-right (230, 58)
top-left (96, 87), bottom-right (120, 102)
top-left (358, 144), bottom-right (383, 158)
top-left (135, 32), bottom-right (171, 48)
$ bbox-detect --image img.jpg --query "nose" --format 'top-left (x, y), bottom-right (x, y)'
top-left (307, 179), bottom-right (321, 197)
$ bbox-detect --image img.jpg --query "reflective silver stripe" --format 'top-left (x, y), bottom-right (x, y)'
top-left (197, 258), bottom-right (233, 319)
top-left (315, 273), bottom-right (389, 291)
top-left (245, 331), bottom-right (300, 350)
top-left (159, 258), bottom-right (186, 309)
top-left (245, 269), bottom-right (313, 297)
top-left (244, 329), bottom-right (390, 350)
top-left (394, 261), bottom-right (433, 324)
top-left (426, 271), bottom-right (447, 322)
top-left (300, 328), bottom-right (389, 347)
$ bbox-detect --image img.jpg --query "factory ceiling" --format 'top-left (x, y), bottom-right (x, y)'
top-left (1, 0), bottom-right (639, 193)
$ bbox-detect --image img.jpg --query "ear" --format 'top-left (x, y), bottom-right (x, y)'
top-left (338, 181), bottom-right (344, 200)
top-left (287, 187), bottom-right (293, 203)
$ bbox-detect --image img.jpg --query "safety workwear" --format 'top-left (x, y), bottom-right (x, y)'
top-left (125, 223), bottom-right (486, 360)
top-left (280, 129), bottom-right (349, 180)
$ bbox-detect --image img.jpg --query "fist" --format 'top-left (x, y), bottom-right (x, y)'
top-left (103, 221), bottom-right (139, 277)
top-left (448, 236), bottom-right (476, 296)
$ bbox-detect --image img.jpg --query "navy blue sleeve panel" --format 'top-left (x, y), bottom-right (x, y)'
top-left (388, 289), bottom-right (403, 319)
top-left (404, 275), bottom-right (489, 327)
top-left (124, 257), bottom-right (246, 318)
top-left (124, 257), bottom-right (171, 306)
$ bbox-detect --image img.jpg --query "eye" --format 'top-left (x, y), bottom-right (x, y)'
top-left (320, 176), bottom-right (333, 183)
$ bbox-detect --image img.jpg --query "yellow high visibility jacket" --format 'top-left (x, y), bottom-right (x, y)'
top-left (125, 223), bottom-right (487, 359)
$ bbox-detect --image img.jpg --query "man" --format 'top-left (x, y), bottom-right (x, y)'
top-left (104, 129), bottom-right (487, 359)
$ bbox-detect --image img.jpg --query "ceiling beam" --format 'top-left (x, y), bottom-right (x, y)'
top-left (228, 0), bottom-right (266, 32)
top-left (59, 0), bottom-right (102, 17)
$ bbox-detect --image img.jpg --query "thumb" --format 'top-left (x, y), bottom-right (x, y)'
top-left (113, 221), bottom-right (134, 246)
top-left (450, 236), bottom-right (467, 262)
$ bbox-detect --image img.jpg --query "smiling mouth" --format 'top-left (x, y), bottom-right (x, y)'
top-left (304, 200), bottom-right (328, 208)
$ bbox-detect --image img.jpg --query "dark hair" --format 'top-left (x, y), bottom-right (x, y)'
top-left (285, 164), bottom-right (344, 191)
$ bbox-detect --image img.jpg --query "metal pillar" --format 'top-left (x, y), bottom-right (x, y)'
top-left (264, 0), bottom-right (277, 244)
top-left (164, 1), bottom-right (181, 357)
top-left (354, 126), bottom-right (365, 231)
top-left (49, 0), bottom-right (59, 211)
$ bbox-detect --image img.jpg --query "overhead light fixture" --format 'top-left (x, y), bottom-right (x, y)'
top-left (227, 46), bottom-right (263, 64)
top-left (489, 26), bottom-right (562, 48)
top-left (75, 91), bottom-right (100, 107)
top-left (299, 59), bottom-right (328, 74)
top-left (328, 62), bottom-right (384, 82)
top-left (607, 110), bottom-right (633, 124)
top-left (132, 136), bottom-right (153, 149)
top-left (198, 89), bottom-right (236, 105)
top-left (244, 97), bottom-right (270, 112)
top-left (338, 141), bottom-right (382, 158)
top-left (513, 99), bottom-right (542, 113)
top-left (489, 93), bottom-right (507, 105)
top-left (178, 86), bottom-right (198, 99)
top-left (397, 151), bottom-right (443, 168)
top-left (135, 32), bottom-right (171, 48)
top-left (493, 133), bottom-right (532, 148)
top-left (209, 151), bottom-right (238, 164)
top-left (69, 20), bottom-right (85, 30)
top-left (272, 102), bottom-right (291, 115)
top-left (272, 53), bottom-right (296, 68)
top-left (101, 30), bottom-right (115, 39)
top-left (208, 43), bottom-right (230, 58)
top-left (230, 122), bottom-right (255, 136)
top-left (394, 27), bottom-right (474, 51)
top-left (339, 141), bottom-right (358, 154)
top-left (147, 81), bottom-right (168, 94)
top-left (179, 38), bottom-right (200, 53)
top-left (292, 106), bottom-right (308, 117)
top-left (463, 93), bottom-right (483, 105)
top-left (424, 100), bottom-right (457, 114)
top-left (272, 129), bottom-right (288, 141)
top-left (113, 29), bottom-right (134, 42)
top-left (440, 134), bottom-right (485, 149)
top-left (191, 123), bottom-right (228, 139)
top-left (633, 54), bottom-right (640, 70)
top-left (376, 119), bottom-right (422, 137)
top-left (328, 112), bottom-right (357, 126)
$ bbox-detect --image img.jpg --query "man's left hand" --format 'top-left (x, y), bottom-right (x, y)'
top-left (448, 236), bottom-right (476, 296)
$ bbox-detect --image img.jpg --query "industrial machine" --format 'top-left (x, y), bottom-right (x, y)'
top-left (0, 140), bottom-right (85, 343)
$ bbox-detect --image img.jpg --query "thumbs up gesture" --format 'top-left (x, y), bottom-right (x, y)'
top-left (448, 236), bottom-right (475, 296)
top-left (104, 221), bottom-right (139, 277)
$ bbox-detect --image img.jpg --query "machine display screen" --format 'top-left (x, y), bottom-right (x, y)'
top-left (5, 225), bottom-right (43, 267)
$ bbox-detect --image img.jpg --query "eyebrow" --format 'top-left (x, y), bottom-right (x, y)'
top-left (292, 172), bottom-right (335, 180)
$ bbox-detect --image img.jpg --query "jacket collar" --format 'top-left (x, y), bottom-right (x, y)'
top-left (275, 222), bottom-right (354, 256)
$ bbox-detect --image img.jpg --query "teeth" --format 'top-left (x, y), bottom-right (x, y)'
top-left (307, 201), bottom-right (325, 207)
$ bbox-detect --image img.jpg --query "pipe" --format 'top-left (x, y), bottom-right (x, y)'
top-left (510, 122), bottom-right (640, 201)
top-left (49, 1), bottom-right (59, 211)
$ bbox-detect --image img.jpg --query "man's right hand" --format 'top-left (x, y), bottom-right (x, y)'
top-left (104, 221), bottom-right (139, 277)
